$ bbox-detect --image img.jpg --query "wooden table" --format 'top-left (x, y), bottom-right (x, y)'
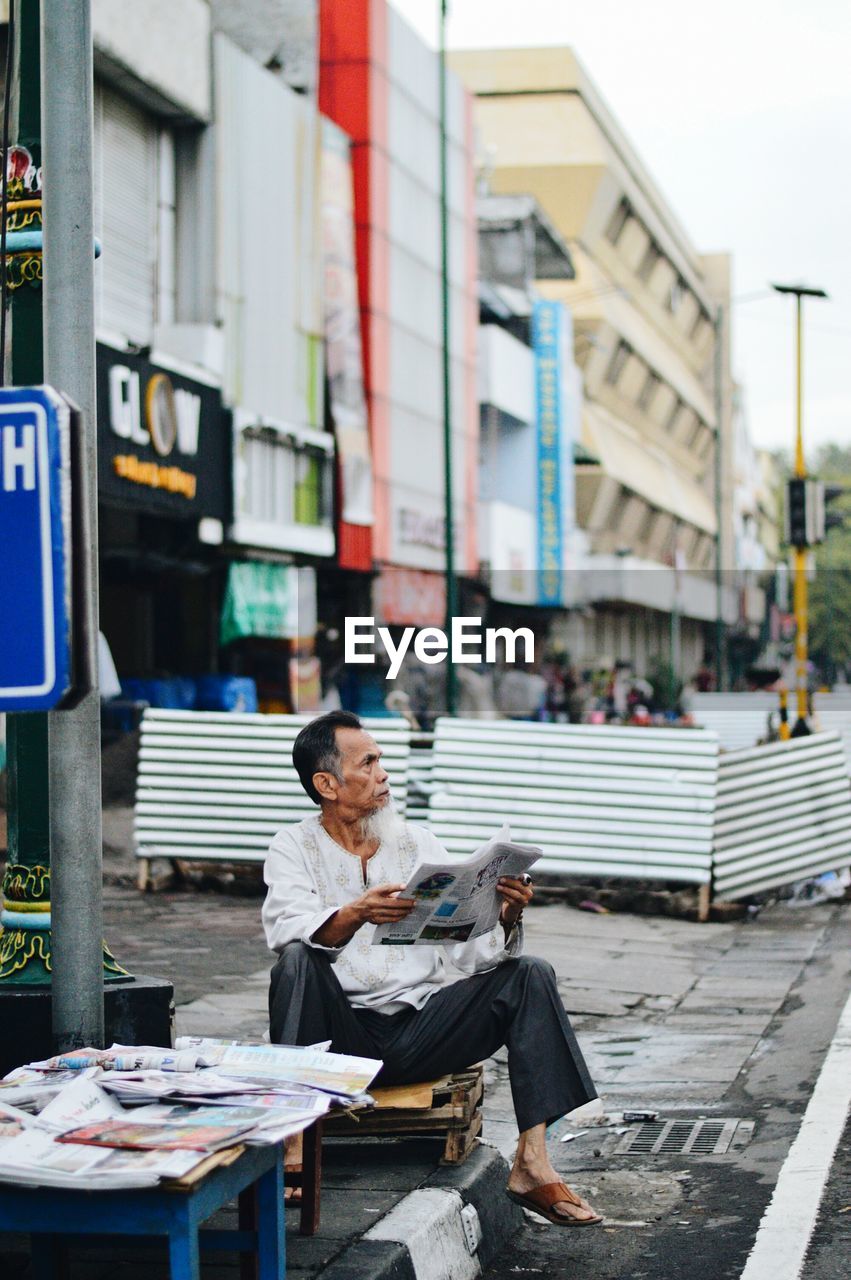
top-left (0, 1141), bottom-right (285, 1280)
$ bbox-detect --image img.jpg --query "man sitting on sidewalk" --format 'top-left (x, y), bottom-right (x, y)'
top-left (262, 710), bottom-right (602, 1226)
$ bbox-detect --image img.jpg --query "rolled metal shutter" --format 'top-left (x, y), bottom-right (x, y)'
top-left (94, 84), bottom-right (157, 345)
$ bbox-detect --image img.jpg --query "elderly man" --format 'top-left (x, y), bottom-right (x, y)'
top-left (263, 710), bottom-right (602, 1226)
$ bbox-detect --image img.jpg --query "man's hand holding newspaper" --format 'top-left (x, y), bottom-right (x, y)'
top-left (372, 824), bottom-right (540, 946)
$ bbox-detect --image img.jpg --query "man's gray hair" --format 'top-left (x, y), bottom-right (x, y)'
top-left (292, 710), bottom-right (362, 805)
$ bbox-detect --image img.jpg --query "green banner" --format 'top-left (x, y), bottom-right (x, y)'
top-left (220, 561), bottom-right (296, 646)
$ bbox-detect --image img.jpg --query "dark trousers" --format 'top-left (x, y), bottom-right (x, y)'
top-left (268, 943), bottom-right (597, 1133)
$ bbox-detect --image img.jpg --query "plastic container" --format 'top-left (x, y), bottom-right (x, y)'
top-left (194, 675), bottom-right (258, 714)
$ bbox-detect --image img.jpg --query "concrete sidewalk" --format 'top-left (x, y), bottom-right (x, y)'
top-left (2, 835), bottom-right (846, 1278)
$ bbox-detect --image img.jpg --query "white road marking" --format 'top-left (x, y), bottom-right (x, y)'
top-left (740, 989), bottom-right (851, 1280)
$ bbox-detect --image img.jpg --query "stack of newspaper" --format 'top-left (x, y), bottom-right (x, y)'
top-left (0, 1039), bottom-right (382, 1191)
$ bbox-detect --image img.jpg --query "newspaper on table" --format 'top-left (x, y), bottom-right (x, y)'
top-left (35, 1076), bottom-right (124, 1131)
top-left (212, 1044), bottom-right (382, 1097)
top-left (0, 1101), bottom-right (36, 1138)
top-left (0, 1128), bottom-right (201, 1190)
top-left (57, 1118), bottom-right (256, 1153)
top-left (372, 824), bottom-right (541, 946)
top-left (128, 1101), bottom-right (331, 1145)
top-left (0, 1036), bottom-right (382, 1190)
top-left (0, 1066), bottom-right (96, 1109)
top-left (98, 1070), bottom-right (271, 1104)
top-left (27, 1045), bottom-right (207, 1073)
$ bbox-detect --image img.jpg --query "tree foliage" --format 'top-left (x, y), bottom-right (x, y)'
top-left (807, 445), bottom-right (851, 678)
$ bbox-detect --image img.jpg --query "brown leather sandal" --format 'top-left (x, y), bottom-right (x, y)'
top-left (506, 1181), bottom-right (603, 1226)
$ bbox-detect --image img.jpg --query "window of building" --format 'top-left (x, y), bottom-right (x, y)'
top-left (637, 240), bottom-right (662, 283)
top-left (294, 452), bottom-right (323, 525)
top-left (688, 418), bottom-right (707, 451)
top-left (665, 396), bottom-right (683, 433)
top-left (638, 370), bottom-right (661, 414)
top-left (691, 308), bottom-right (712, 345)
top-left (639, 504), bottom-right (659, 545)
top-left (605, 339), bottom-right (632, 386)
top-left (605, 197), bottom-right (631, 245)
top-left (668, 277), bottom-right (686, 314)
top-left (240, 427), bottom-right (333, 532)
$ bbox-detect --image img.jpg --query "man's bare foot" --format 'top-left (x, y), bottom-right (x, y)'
top-left (284, 1131), bottom-right (303, 1205)
top-left (508, 1154), bottom-right (599, 1223)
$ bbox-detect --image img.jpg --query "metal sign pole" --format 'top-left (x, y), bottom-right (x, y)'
top-left (41, 0), bottom-right (104, 1050)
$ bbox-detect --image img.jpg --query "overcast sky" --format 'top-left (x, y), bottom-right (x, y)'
top-left (390, 0), bottom-right (851, 458)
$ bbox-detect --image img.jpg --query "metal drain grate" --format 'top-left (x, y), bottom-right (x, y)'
top-left (616, 1118), bottom-right (754, 1156)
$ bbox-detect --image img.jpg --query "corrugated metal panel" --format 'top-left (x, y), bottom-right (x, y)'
top-left (713, 732), bottom-right (851, 900)
top-left (135, 710), bottom-right (410, 864)
top-left (424, 718), bottom-right (718, 885)
top-left (694, 691), bottom-right (851, 768)
top-left (812, 693), bottom-right (851, 769)
top-left (692, 692), bottom-right (779, 751)
top-left (405, 733), bottom-right (435, 825)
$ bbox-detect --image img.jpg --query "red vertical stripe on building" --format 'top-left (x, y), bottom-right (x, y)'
top-left (319, 0), bottom-right (391, 572)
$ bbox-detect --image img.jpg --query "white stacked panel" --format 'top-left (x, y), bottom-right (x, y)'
top-left (135, 710), bottom-right (410, 865)
top-left (714, 732), bottom-right (851, 900)
top-left (426, 718), bottom-right (718, 886)
top-left (812, 692), bottom-right (851, 770)
top-left (692, 692), bottom-right (780, 752)
top-left (405, 733), bottom-right (436, 826)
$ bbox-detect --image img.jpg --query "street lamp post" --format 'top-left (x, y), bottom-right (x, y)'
top-left (771, 282), bottom-right (828, 737)
top-left (438, 0), bottom-right (458, 716)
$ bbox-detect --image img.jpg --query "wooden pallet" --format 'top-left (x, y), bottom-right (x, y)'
top-left (323, 1066), bottom-right (484, 1165)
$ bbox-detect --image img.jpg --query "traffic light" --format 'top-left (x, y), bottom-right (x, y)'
top-left (822, 483), bottom-right (850, 533)
top-left (786, 478), bottom-right (808, 546)
top-left (785, 478), bottom-right (848, 546)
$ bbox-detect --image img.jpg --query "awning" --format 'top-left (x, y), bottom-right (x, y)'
top-left (220, 562), bottom-right (316, 645)
top-left (580, 402), bottom-right (717, 535)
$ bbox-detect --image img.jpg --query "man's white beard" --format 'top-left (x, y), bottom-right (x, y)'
top-left (360, 796), bottom-right (402, 847)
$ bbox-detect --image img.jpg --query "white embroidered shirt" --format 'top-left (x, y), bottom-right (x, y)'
top-left (262, 815), bottom-right (523, 1014)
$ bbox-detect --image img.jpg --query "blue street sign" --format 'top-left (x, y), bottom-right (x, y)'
top-left (0, 387), bottom-right (71, 710)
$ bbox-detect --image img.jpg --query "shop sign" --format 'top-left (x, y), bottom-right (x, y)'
top-left (398, 507), bottom-right (446, 551)
top-left (533, 300), bottom-right (564, 607)
top-left (374, 567), bottom-right (446, 628)
top-left (0, 387), bottom-right (71, 710)
top-left (96, 343), bottom-right (229, 520)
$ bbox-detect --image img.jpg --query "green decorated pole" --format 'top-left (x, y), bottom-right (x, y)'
top-left (0, 0), bottom-right (51, 987)
top-left (0, 0), bottom-right (126, 997)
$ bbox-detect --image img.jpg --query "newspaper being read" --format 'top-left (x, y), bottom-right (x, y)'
top-left (372, 825), bottom-right (541, 946)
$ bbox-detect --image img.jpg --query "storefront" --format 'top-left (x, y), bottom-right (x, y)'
top-left (96, 341), bottom-right (230, 687)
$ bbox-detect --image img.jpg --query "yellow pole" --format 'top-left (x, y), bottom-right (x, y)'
top-left (778, 686), bottom-right (790, 741)
top-left (773, 280), bottom-right (826, 736)
top-left (792, 294), bottom-right (809, 730)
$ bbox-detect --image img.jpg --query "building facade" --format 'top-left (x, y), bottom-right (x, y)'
top-left (87, 0), bottom-right (340, 709)
top-left (452, 47), bottom-right (743, 686)
top-left (320, 0), bottom-right (479, 650)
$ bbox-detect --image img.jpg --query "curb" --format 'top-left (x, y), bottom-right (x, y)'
top-left (316, 1144), bottom-right (522, 1280)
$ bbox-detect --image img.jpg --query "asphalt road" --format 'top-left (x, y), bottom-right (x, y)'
top-left (482, 905), bottom-right (850, 1280)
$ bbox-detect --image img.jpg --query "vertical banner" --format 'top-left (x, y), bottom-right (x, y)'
top-left (320, 119), bottom-right (374, 526)
top-left (533, 300), bottom-right (564, 606)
